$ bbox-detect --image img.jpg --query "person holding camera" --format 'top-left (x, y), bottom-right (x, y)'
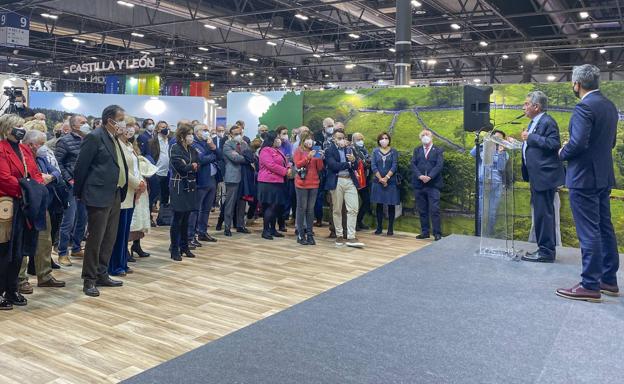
top-left (257, 131), bottom-right (291, 240)
top-left (168, 123), bottom-right (199, 261)
top-left (6, 93), bottom-right (34, 119)
top-left (294, 131), bottom-right (324, 245)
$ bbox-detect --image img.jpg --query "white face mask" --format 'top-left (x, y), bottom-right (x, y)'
top-left (14, 102), bottom-right (23, 108)
top-left (79, 123), bottom-right (91, 135)
top-left (280, 134), bottom-right (289, 142)
top-left (233, 134), bottom-right (243, 142)
top-left (185, 135), bottom-right (194, 145)
top-left (421, 135), bottom-right (432, 145)
top-left (146, 124), bottom-right (155, 132)
top-left (201, 131), bottom-right (210, 140)
top-left (355, 140), bottom-right (364, 147)
top-left (325, 127), bottom-right (334, 135)
top-left (217, 131), bottom-right (224, 138)
top-left (115, 120), bottom-right (127, 135)
top-left (304, 139), bottom-right (314, 148)
top-left (125, 128), bottom-right (136, 139)
top-left (274, 138), bottom-right (282, 147)
top-left (379, 138), bottom-right (389, 147)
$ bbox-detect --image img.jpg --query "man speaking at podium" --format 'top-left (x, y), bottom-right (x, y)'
top-left (556, 65), bottom-right (620, 302)
top-left (519, 91), bottom-right (565, 263)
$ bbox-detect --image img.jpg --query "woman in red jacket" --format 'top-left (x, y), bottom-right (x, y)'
top-left (257, 131), bottom-right (291, 240)
top-left (293, 131), bottom-right (324, 245)
top-left (0, 114), bottom-right (44, 310)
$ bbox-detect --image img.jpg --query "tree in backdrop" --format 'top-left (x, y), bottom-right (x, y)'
top-left (258, 91), bottom-right (303, 131)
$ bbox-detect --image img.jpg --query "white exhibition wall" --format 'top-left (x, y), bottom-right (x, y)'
top-left (30, 92), bottom-right (209, 128)
top-left (226, 90), bottom-right (289, 139)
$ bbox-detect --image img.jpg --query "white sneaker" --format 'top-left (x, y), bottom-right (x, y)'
top-left (346, 238), bottom-right (365, 248)
top-left (335, 238), bottom-right (345, 247)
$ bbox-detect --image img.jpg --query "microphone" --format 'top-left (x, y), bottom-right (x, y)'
top-left (515, 113), bottom-right (525, 120)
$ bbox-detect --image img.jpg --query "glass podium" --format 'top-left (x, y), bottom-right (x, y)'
top-left (477, 133), bottom-right (523, 260)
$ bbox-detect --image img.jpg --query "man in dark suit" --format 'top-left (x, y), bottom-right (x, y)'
top-left (137, 118), bottom-right (155, 155)
top-left (519, 91), bottom-right (565, 263)
top-left (411, 129), bottom-right (444, 241)
top-left (556, 64), bottom-right (620, 302)
top-left (214, 125), bottom-right (228, 230)
top-left (73, 105), bottom-right (128, 297)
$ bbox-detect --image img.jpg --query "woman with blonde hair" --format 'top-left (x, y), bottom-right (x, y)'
top-left (24, 119), bottom-right (47, 134)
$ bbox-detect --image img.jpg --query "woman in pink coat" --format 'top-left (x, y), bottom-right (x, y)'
top-left (257, 131), bottom-right (292, 240)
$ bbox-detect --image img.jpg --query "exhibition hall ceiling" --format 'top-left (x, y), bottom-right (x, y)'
top-left (1, 0), bottom-right (623, 87)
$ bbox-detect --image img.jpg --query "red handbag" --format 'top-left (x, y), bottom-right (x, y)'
top-left (355, 160), bottom-right (367, 189)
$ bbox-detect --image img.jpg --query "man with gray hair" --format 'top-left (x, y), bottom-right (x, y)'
top-left (520, 90), bottom-right (565, 263)
top-left (556, 64), bottom-right (620, 302)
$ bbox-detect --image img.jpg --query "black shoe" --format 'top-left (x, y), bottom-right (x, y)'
top-left (278, 226), bottom-right (287, 232)
top-left (271, 230), bottom-right (284, 238)
top-left (306, 232), bottom-right (316, 245)
top-left (521, 253), bottom-right (555, 263)
top-left (131, 243), bottom-right (150, 257)
top-left (0, 297), bottom-right (13, 310)
top-left (181, 249), bottom-right (196, 258)
top-left (261, 231), bottom-right (274, 240)
top-left (128, 253), bottom-right (137, 263)
top-left (216, 220), bottom-right (223, 231)
top-left (188, 244), bottom-right (197, 250)
top-left (51, 258), bottom-right (61, 269)
top-left (387, 229), bottom-right (394, 236)
top-left (83, 281), bottom-right (100, 297)
top-left (236, 227), bottom-right (251, 234)
top-left (416, 234), bottom-right (430, 239)
top-left (171, 249), bottom-right (182, 261)
top-left (297, 234), bottom-right (307, 245)
top-left (356, 222), bottom-right (370, 231)
top-left (224, 228), bottom-right (232, 237)
top-left (190, 238), bottom-right (202, 247)
top-left (95, 276), bottom-right (123, 287)
top-left (374, 228), bottom-right (383, 235)
top-left (434, 234), bottom-right (442, 241)
top-left (4, 292), bottom-right (27, 306)
top-left (198, 233), bottom-right (217, 242)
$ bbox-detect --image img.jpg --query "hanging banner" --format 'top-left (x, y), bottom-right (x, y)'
top-left (69, 56), bottom-right (156, 74)
top-left (190, 81), bottom-right (211, 99)
top-left (138, 74), bottom-right (160, 96)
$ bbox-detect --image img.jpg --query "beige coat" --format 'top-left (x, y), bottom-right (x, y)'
top-left (121, 141), bottom-right (142, 209)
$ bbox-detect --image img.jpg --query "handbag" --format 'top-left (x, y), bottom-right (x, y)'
top-left (356, 159), bottom-right (367, 189)
top-left (0, 196), bottom-right (13, 243)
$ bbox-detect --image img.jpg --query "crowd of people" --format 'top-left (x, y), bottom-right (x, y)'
top-left (0, 63), bottom-right (618, 308)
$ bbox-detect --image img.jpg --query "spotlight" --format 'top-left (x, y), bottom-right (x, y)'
top-left (313, 54), bottom-right (321, 58)
top-left (547, 75), bottom-right (556, 81)
top-left (295, 14), bottom-right (308, 21)
top-left (131, 32), bottom-right (144, 37)
top-left (450, 23), bottom-right (461, 30)
top-left (345, 64), bottom-right (356, 69)
top-left (168, 60), bottom-right (175, 65)
top-left (502, 54), bottom-right (509, 59)
top-left (267, 41), bottom-right (277, 46)
top-left (411, 0), bottom-right (422, 7)
top-left (579, 11), bottom-right (589, 19)
top-left (249, 57), bottom-right (259, 62)
top-left (600, 49), bottom-right (606, 54)
top-left (526, 53), bottom-right (538, 61)
top-left (204, 24), bottom-right (217, 30)
top-left (348, 33), bottom-right (360, 39)
top-left (479, 41), bottom-right (488, 47)
top-left (72, 38), bottom-right (86, 43)
top-left (389, 48), bottom-right (396, 53)
top-left (198, 47), bottom-right (209, 51)
top-left (590, 33), bottom-right (599, 39)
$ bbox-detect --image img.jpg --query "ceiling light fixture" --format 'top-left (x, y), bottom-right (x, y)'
top-left (590, 32), bottom-right (599, 39)
top-left (345, 64), bottom-right (356, 69)
top-left (295, 14), bottom-right (309, 21)
top-left (193, 73), bottom-right (200, 77)
top-left (389, 48), bottom-right (396, 53)
top-left (63, 69), bottom-right (69, 74)
top-left (479, 41), bottom-right (488, 47)
top-left (450, 23), bottom-right (461, 30)
top-left (8, 63), bottom-right (18, 67)
top-left (90, 56), bottom-right (97, 60)
top-left (197, 61), bottom-right (203, 64)
top-left (249, 57), bottom-right (259, 62)
top-left (131, 32), bottom-right (144, 37)
top-left (203, 66), bottom-right (208, 70)
top-left (348, 33), bottom-right (360, 39)
top-left (204, 24), bottom-right (217, 30)
top-left (579, 11), bottom-right (589, 19)
top-left (198, 47), bottom-right (209, 51)
top-left (168, 60), bottom-right (175, 65)
top-left (526, 53), bottom-right (538, 61)
top-left (600, 49), bottom-right (606, 54)
top-left (72, 38), bottom-right (86, 43)
top-left (313, 54), bottom-right (321, 58)
top-left (607, 61), bottom-right (613, 65)
top-left (32, 71), bottom-right (40, 76)
top-left (411, 0), bottom-right (422, 7)
top-left (502, 54), bottom-right (509, 59)
top-left (445, 68), bottom-right (452, 72)
top-left (547, 75), bottom-right (556, 81)
top-left (117, 1), bottom-right (135, 7)
top-left (140, 51), bottom-right (150, 55)
top-left (473, 78), bottom-right (481, 83)
top-left (231, 70), bottom-right (238, 75)
top-left (41, 13), bottom-right (58, 20)
top-left (267, 41), bottom-right (277, 46)
top-left (427, 59), bottom-right (437, 65)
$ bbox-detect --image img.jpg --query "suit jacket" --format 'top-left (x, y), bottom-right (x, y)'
top-left (73, 127), bottom-right (129, 207)
top-left (559, 91), bottom-right (618, 189)
top-left (137, 130), bottom-right (155, 156)
top-left (324, 143), bottom-right (360, 191)
top-left (410, 145), bottom-right (444, 190)
top-left (521, 113), bottom-right (565, 191)
top-left (213, 136), bottom-right (227, 183)
top-left (0, 140), bottom-right (44, 199)
top-left (223, 139), bottom-right (249, 184)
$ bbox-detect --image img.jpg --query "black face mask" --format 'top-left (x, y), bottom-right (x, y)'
top-left (55, 131), bottom-right (62, 138)
top-left (128, 137), bottom-right (135, 144)
top-left (11, 127), bottom-right (26, 141)
top-left (572, 83), bottom-right (580, 99)
top-left (260, 132), bottom-right (267, 140)
top-left (160, 128), bottom-right (169, 136)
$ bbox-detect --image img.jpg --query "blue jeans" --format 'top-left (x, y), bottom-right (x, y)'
top-left (58, 192), bottom-right (87, 256)
top-left (188, 185), bottom-right (217, 240)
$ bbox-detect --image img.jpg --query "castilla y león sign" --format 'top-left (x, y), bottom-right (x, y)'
top-left (69, 56), bottom-right (156, 74)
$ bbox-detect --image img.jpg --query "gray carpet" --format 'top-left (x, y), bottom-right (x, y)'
top-left (123, 235), bottom-right (624, 384)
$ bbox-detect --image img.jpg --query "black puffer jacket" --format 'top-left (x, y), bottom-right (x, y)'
top-left (54, 132), bottom-right (83, 184)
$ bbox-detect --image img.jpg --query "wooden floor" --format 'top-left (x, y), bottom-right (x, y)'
top-left (0, 219), bottom-right (429, 384)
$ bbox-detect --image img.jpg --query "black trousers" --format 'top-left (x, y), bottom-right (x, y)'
top-left (262, 203), bottom-right (283, 233)
top-left (158, 175), bottom-right (170, 206)
top-left (82, 190), bottom-right (121, 282)
top-left (415, 187), bottom-right (441, 236)
top-left (357, 186), bottom-right (371, 224)
top-left (0, 210), bottom-right (25, 295)
top-left (170, 210), bottom-right (191, 253)
top-left (376, 204), bottom-right (395, 232)
top-left (49, 209), bottom-right (63, 246)
top-left (530, 187), bottom-right (556, 257)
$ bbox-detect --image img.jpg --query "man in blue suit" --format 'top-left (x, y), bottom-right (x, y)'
top-left (556, 64), bottom-right (620, 302)
top-left (137, 118), bottom-right (155, 156)
top-left (411, 129), bottom-right (444, 241)
top-left (519, 91), bottom-right (565, 263)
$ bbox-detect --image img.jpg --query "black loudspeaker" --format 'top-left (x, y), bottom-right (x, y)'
top-left (463, 85), bottom-right (493, 132)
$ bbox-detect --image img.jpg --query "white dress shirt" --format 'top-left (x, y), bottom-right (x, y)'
top-left (522, 112), bottom-right (545, 161)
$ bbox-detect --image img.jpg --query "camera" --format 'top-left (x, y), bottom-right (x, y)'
top-left (3, 87), bottom-right (24, 103)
